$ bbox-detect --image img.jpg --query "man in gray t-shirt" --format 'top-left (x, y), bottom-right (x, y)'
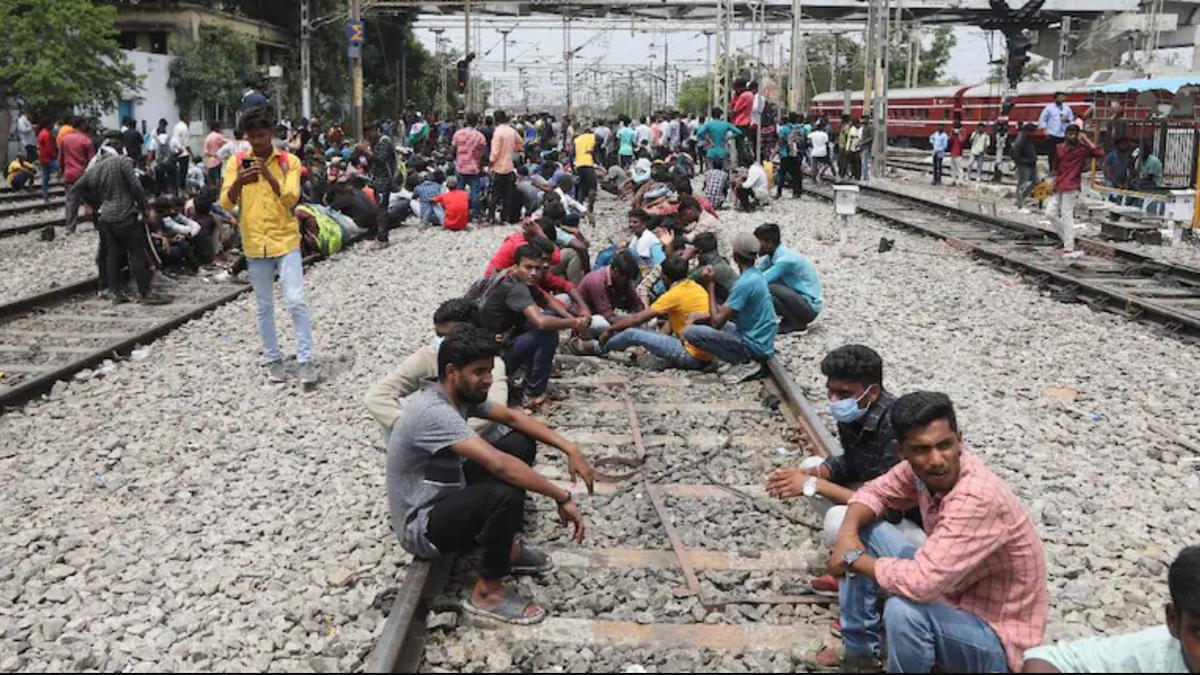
top-left (386, 325), bottom-right (595, 625)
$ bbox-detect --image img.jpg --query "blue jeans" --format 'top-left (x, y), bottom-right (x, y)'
top-left (41, 160), bottom-right (57, 201)
top-left (246, 248), bottom-right (314, 364)
top-left (600, 328), bottom-right (706, 370)
top-left (841, 521), bottom-right (1009, 672)
top-left (682, 323), bottom-right (756, 364)
top-left (503, 327), bottom-right (558, 396)
top-left (457, 172), bottom-right (483, 217)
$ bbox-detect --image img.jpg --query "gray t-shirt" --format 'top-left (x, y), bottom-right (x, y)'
top-left (386, 380), bottom-right (492, 558)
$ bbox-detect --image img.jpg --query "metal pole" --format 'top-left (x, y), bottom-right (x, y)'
top-left (723, 0), bottom-right (734, 111)
top-left (872, 0), bottom-right (891, 179)
top-left (705, 30), bottom-right (715, 112)
top-left (301, 0), bottom-right (311, 119)
top-left (464, 0), bottom-right (471, 112)
top-left (400, 48), bottom-right (407, 110)
top-left (863, 0), bottom-right (877, 113)
top-left (663, 35), bottom-right (670, 108)
top-left (350, 0), bottom-right (363, 139)
top-left (564, 14), bottom-right (573, 117)
top-left (501, 29), bottom-right (511, 72)
top-left (907, 21), bottom-right (920, 87)
top-left (1055, 16), bottom-right (1072, 79)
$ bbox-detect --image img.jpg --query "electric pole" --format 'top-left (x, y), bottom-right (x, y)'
top-left (349, 0), bottom-right (363, 140)
top-left (500, 29), bottom-right (511, 72)
top-left (789, 0), bottom-right (807, 113)
top-left (564, 14), bottom-right (573, 117)
top-left (301, 0), bottom-right (311, 119)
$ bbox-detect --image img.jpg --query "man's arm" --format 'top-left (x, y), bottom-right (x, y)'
top-left (363, 349), bottom-right (434, 429)
top-left (1020, 660), bottom-right (1060, 673)
top-left (450, 435), bottom-right (585, 542)
top-left (483, 404), bottom-right (594, 493)
top-left (521, 303), bottom-right (585, 333)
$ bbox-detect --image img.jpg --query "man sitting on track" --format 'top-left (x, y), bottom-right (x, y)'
top-left (682, 232), bottom-right (778, 383)
top-left (1022, 545), bottom-right (1200, 673)
top-left (387, 325), bottom-right (594, 625)
top-left (827, 391), bottom-right (1048, 672)
top-left (571, 253), bottom-right (715, 371)
top-left (765, 345), bottom-right (924, 622)
top-left (753, 223), bottom-right (822, 335)
top-left (366, 298), bottom-right (522, 449)
top-left (478, 243), bottom-right (590, 411)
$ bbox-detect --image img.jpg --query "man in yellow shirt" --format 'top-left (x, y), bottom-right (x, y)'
top-left (6, 157), bottom-right (36, 190)
top-left (220, 106), bottom-right (317, 387)
top-left (572, 253), bottom-right (714, 370)
top-left (573, 125), bottom-right (598, 210)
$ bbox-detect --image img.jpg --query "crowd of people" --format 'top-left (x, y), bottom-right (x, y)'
top-left (20, 82), bottom-right (1198, 672)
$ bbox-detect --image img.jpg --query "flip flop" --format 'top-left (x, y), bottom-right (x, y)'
top-left (510, 545), bottom-right (554, 575)
top-left (461, 592), bottom-right (546, 626)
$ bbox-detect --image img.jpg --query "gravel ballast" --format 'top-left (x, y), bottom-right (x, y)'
top-left (1, 178), bottom-right (1196, 671)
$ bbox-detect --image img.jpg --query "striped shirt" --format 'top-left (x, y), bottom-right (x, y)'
top-left (850, 451), bottom-right (1048, 671)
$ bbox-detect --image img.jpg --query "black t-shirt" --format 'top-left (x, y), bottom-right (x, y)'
top-left (480, 275), bottom-right (546, 337)
top-left (122, 129), bottom-right (144, 160)
top-left (329, 191), bottom-right (378, 229)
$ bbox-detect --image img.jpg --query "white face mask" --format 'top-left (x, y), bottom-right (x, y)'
top-left (432, 335), bottom-right (445, 351)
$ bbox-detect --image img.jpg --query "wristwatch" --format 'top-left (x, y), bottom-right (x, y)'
top-left (802, 476), bottom-right (819, 498)
top-left (556, 492), bottom-right (573, 507)
top-left (842, 548), bottom-right (865, 574)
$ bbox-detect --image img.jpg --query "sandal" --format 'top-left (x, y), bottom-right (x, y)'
top-left (461, 592), bottom-right (546, 626)
top-left (523, 394), bottom-right (554, 415)
top-left (510, 544), bottom-right (554, 575)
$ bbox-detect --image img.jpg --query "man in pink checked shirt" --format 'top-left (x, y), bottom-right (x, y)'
top-left (827, 391), bottom-right (1048, 672)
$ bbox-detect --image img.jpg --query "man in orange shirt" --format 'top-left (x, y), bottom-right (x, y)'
top-left (432, 177), bottom-right (470, 231)
top-left (202, 120), bottom-right (228, 187)
top-left (489, 110), bottom-right (524, 224)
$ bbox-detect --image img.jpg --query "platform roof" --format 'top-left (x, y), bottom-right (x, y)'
top-left (1093, 73), bottom-right (1200, 93)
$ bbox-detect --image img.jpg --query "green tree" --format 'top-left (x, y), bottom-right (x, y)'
top-left (168, 26), bottom-right (255, 120)
top-left (987, 58), bottom-right (1051, 85)
top-left (676, 75), bottom-right (713, 116)
top-left (0, 0), bottom-right (140, 113)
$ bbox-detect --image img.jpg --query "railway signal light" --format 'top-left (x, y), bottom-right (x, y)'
top-left (456, 60), bottom-right (469, 92)
top-left (1006, 33), bottom-right (1032, 86)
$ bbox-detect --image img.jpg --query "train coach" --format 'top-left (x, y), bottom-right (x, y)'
top-left (809, 68), bottom-right (1140, 149)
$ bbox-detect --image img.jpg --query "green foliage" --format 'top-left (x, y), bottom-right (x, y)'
top-left (168, 25), bottom-right (255, 117)
top-left (676, 75), bottom-right (712, 116)
top-left (987, 58), bottom-right (1050, 84)
top-left (0, 0), bottom-right (141, 114)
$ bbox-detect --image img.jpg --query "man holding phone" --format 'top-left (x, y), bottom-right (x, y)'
top-left (220, 105), bottom-right (318, 386)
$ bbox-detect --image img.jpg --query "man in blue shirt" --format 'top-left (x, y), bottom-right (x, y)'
top-left (929, 124), bottom-right (949, 185)
top-left (1037, 91), bottom-right (1075, 172)
top-left (684, 232), bottom-right (778, 383)
top-left (695, 107), bottom-right (743, 171)
top-left (754, 223), bottom-right (822, 334)
top-left (776, 113), bottom-right (803, 199)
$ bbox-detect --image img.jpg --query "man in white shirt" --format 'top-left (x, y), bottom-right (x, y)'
top-left (634, 118), bottom-right (652, 149)
top-left (809, 122), bottom-right (833, 183)
top-left (734, 157), bottom-right (770, 211)
top-left (171, 113), bottom-right (192, 195)
top-left (17, 111), bottom-right (37, 163)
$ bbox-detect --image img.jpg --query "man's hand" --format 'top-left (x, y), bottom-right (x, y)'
top-left (765, 467), bottom-right (817, 499)
top-left (236, 159), bottom-right (262, 186)
top-left (558, 499), bottom-right (586, 544)
top-left (598, 328), bottom-right (615, 345)
top-left (657, 227), bottom-right (675, 248)
top-left (828, 533), bottom-right (866, 578)
top-left (698, 265), bottom-right (716, 286)
top-left (565, 445), bottom-right (595, 495)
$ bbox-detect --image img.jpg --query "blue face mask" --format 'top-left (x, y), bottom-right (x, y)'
top-left (829, 387), bottom-right (874, 424)
top-left (432, 335), bottom-right (445, 351)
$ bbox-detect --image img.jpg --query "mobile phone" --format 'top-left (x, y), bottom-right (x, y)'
top-left (242, 157), bottom-right (254, 170)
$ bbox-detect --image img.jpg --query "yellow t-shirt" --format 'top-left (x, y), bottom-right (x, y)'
top-left (7, 159), bottom-right (32, 182)
top-left (574, 133), bottom-right (596, 168)
top-left (650, 279), bottom-right (713, 361)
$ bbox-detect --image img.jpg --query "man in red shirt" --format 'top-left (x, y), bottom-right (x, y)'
top-left (1047, 124), bottom-right (1103, 258)
top-left (432, 177), bottom-right (470, 231)
top-left (452, 113), bottom-right (487, 221)
top-left (827, 391), bottom-right (1047, 672)
top-left (730, 79), bottom-right (755, 162)
top-left (36, 121), bottom-right (58, 204)
top-left (948, 125), bottom-right (967, 185)
top-left (59, 118), bottom-right (96, 234)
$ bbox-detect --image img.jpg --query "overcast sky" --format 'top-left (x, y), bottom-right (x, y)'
top-left (412, 22), bottom-right (1003, 108)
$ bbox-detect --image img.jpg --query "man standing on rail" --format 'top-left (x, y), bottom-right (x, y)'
top-left (490, 110), bottom-right (524, 224)
top-left (219, 105), bottom-right (317, 387)
top-left (929, 124), bottom-right (949, 186)
top-left (827, 391), bottom-right (1048, 672)
top-left (1047, 124), bottom-right (1102, 259)
top-left (387, 325), bottom-right (592, 625)
top-left (1038, 91), bottom-right (1075, 172)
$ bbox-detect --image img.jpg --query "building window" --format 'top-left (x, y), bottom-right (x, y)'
top-left (150, 31), bottom-right (168, 54)
top-left (118, 31), bottom-right (138, 51)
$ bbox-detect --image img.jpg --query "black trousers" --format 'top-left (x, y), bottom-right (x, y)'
top-left (577, 165), bottom-right (597, 211)
top-left (932, 153), bottom-right (945, 184)
top-left (813, 155), bottom-right (834, 182)
top-left (1048, 136), bottom-right (1063, 172)
top-left (101, 217), bottom-right (152, 297)
top-left (769, 283), bottom-right (819, 333)
top-left (735, 186), bottom-right (759, 211)
top-left (494, 171), bottom-right (520, 223)
top-left (426, 430), bottom-right (537, 581)
top-left (176, 156), bottom-right (189, 192)
top-left (776, 156), bottom-right (802, 198)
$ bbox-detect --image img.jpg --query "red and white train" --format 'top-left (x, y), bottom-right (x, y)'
top-left (809, 69), bottom-right (1142, 146)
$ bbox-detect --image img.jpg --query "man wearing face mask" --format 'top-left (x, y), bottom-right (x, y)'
top-left (765, 345), bottom-right (923, 611)
top-left (826, 391), bottom-right (1048, 672)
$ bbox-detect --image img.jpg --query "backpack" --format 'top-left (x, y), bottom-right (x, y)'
top-left (787, 127), bottom-right (808, 157)
top-left (294, 204), bottom-right (344, 255)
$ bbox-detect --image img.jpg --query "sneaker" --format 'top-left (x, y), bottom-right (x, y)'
top-left (138, 293), bottom-right (172, 305)
top-left (723, 361), bottom-right (766, 384)
top-left (1062, 250), bottom-right (1085, 260)
top-left (298, 362), bottom-right (318, 387)
top-left (265, 360), bottom-right (287, 383)
top-left (810, 574), bottom-right (841, 598)
top-left (111, 294), bottom-right (131, 306)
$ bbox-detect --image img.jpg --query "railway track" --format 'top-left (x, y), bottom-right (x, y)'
top-left (0, 198), bottom-right (65, 219)
top-left (0, 238), bottom-right (362, 409)
top-left (0, 187), bottom-right (65, 204)
top-left (809, 181), bottom-right (1200, 338)
top-left (366, 356), bottom-right (844, 672)
top-left (0, 214), bottom-right (76, 239)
